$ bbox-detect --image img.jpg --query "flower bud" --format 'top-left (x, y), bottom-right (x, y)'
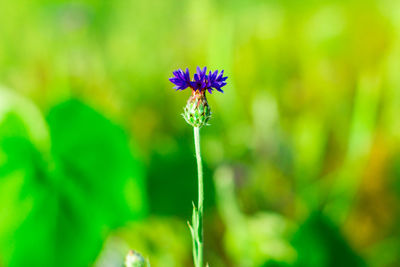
top-left (125, 250), bottom-right (146, 267)
top-left (183, 90), bottom-right (212, 128)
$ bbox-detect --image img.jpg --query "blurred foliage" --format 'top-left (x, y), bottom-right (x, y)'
top-left (1, 0), bottom-right (400, 266)
top-left (147, 138), bottom-right (215, 218)
top-left (291, 212), bottom-right (365, 267)
top-left (0, 91), bottom-right (145, 266)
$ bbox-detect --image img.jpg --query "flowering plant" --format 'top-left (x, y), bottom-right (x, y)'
top-left (170, 66), bottom-right (227, 266)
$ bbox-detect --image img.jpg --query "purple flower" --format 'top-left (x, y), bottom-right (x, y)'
top-left (169, 68), bottom-right (191, 90)
top-left (191, 66), bottom-right (207, 91)
top-left (206, 70), bottom-right (227, 93)
top-left (169, 66), bottom-right (227, 94)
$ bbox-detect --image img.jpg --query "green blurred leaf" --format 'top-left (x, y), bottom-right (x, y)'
top-left (0, 97), bottom-right (147, 266)
top-left (292, 212), bottom-right (365, 267)
top-left (0, 112), bottom-right (44, 265)
top-left (47, 99), bottom-right (147, 223)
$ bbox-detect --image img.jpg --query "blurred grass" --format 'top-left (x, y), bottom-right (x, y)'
top-left (1, 0), bottom-right (400, 266)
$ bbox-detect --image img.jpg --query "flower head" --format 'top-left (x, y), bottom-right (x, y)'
top-left (170, 66), bottom-right (228, 128)
top-left (169, 66), bottom-right (228, 94)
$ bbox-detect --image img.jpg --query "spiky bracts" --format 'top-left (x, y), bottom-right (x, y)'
top-left (183, 90), bottom-right (211, 128)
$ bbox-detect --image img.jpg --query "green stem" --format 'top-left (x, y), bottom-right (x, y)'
top-left (194, 126), bottom-right (204, 267)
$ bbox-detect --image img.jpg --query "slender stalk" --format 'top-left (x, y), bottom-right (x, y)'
top-left (194, 126), bottom-right (204, 267)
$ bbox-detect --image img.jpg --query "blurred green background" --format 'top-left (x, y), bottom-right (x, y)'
top-left (1, 0), bottom-right (400, 266)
